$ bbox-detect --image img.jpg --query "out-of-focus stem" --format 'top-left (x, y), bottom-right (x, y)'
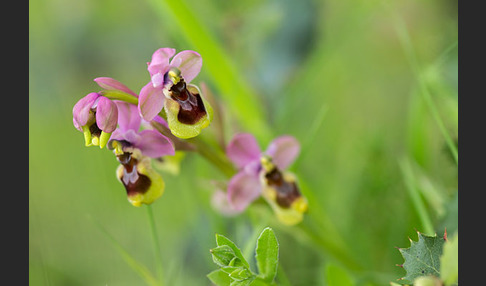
top-left (187, 134), bottom-right (236, 178)
top-left (147, 205), bottom-right (165, 286)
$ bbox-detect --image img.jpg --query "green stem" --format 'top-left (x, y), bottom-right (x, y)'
top-left (89, 216), bottom-right (160, 286)
top-left (296, 219), bottom-right (363, 272)
top-left (392, 12), bottom-right (458, 165)
top-left (187, 134), bottom-right (236, 178)
top-left (101, 90), bottom-right (139, 105)
top-left (146, 205), bottom-right (165, 286)
top-left (399, 158), bottom-right (434, 235)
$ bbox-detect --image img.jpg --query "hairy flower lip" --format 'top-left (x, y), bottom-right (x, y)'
top-left (115, 149), bottom-right (165, 207)
top-left (222, 133), bottom-right (303, 217)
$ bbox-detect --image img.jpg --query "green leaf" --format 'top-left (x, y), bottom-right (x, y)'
top-left (207, 269), bottom-right (232, 286)
top-left (211, 245), bottom-right (237, 267)
top-left (229, 277), bottom-right (255, 286)
top-left (216, 234), bottom-right (250, 268)
top-left (398, 232), bottom-right (446, 283)
top-left (220, 266), bottom-right (240, 275)
top-left (229, 268), bottom-right (253, 281)
top-left (440, 232), bottom-right (458, 286)
top-left (255, 227), bottom-right (279, 283)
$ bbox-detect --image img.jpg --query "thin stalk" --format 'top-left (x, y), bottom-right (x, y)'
top-left (399, 158), bottom-right (435, 235)
top-left (296, 220), bottom-right (363, 272)
top-left (89, 216), bottom-right (160, 286)
top-left (187, 134), bottom-right (236, 178)
top-left (392, 13), bottom-right (458, 165)
top-left (146, 205), bottom-right (165, 286)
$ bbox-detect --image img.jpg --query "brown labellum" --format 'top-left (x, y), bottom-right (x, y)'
top-left (116, 152), bottom-right (151, 196)
top-left (264, 167), bottom-right (302, 209)
top-left (169, 79), bottom-right (207, 125)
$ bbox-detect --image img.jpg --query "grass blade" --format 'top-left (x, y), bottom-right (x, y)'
top-left (88, 216), bottom-right (160, 286)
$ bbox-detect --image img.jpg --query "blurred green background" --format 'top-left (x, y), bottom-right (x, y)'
top-left (29, 0), bottom-right (458, 285)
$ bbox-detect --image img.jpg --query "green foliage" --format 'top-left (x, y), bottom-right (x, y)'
top-left (255, 227), bottom-right (279, 283)
top-left (211, 245), bottom-right (241, 268)
top-left (398, 232), bottom-right (445, 283)
top-left (208, 228), bottom-right (279, 286)
top-left (216, 234), bottom-right (251, 269)
top-left (396, 230), bottom-right (458, 285)
top-left (440, 232), bottom-right (458, 286)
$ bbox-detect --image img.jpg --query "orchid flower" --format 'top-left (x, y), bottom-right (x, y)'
top-left (108, 101), bottom-right (175, 207)
top-left (224, 133), bottom-right (308, 225)
top-left (138, 48), bottom-right (213, 139)
top-left (72, 77), bottom-right (138, 149)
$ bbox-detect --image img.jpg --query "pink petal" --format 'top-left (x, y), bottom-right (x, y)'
top-left (136, 130), bottom-right (175, 158)
top-left (151, 115), bottom-right (169, 128)
top-left (115, 101), bottom-right (141, 132)
top-left (95, 97), bottom-right (118, 132)
top-left (73, 117), bottom-right (82, 132)
top-left (72, 92), bottom-right (100, 127)
top-left (94, 77), bottom-right (138, 97)
top-left (110, 129), bottom-right (140, 145)
top-left (170, 50), bottom-right (202, 83)
top-left (226, 133), bottom-right (262, 169)
top-left (151, 73), bottom-right (165, 88)
top-left (148, 48), bottom-right (176, 76)
top-left (211, 190), bottom-right (241, 216)
top-left (138, 82), bottom-right (165, 121)
top-left (265, 135), bottom-right (300, 169)
top-left (227, 171), bottom-right (262, 211)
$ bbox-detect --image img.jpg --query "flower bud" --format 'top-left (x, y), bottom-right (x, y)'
top-left (73, 93), bottom-right (118, 149)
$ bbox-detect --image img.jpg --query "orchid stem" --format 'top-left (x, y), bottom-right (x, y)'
top-left (146, 204), bottom-right (164, 286)
top-left (187, 134), bottom-right (236, 178)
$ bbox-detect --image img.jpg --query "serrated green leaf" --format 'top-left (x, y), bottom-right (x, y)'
top-left (255, 227), bottom-right (279, 283)
top-left (216, 234), bottom-right (250, 268)
top-left (398, 232), bottom-right (445, 282)
top-left (207, 269), bottom-right (232, 286)
top-left (440, 232), bottom-right (458, 286)
top-left (211, 245), bottom-right (237, 267)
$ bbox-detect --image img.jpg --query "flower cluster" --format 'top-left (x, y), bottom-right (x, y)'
top-left (72, 47), bottom-right (308, 225)
top-left (73, 48), bottom-right (212, 207)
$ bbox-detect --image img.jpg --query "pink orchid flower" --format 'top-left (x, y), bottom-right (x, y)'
top-left (223, 133), bottom-right (308, 225)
